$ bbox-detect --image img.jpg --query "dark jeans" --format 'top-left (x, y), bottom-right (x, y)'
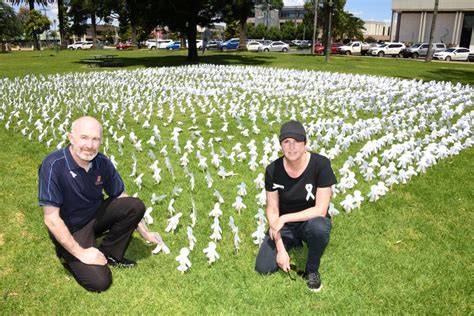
top-left (50, 197), bottom-right (145, 292)
top-left (255, 216), bottom-right (331, 274)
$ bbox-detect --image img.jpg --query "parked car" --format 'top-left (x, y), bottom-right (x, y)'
top-left (246, 41), bottom-right (263, 52)
top-left (116, 42), bottom-right (134, 50)
top-left (469, 52), bottom-right (474, 62)
top-left (368, 42), bottom-right (406, 57)
top-left (433, 47), bottom-right (470, 61)
top-left (260, 41), bottom-right (290, 52)
top-left (146, 39), bottom-right (173, 49)
top-left (313, 42), bottom-right (342, 54)
top-left (296, 40), bottom-right (312, 49)
top-left (205, 40), bottom-right (221, 50)
top-left (219, 38), bottom-right (240, 51)
top-left (401, 42), bottom-right (447, 58)
top-left (67, 41), bottom-right (94, 50)
top-left (336, 41), bottom-right (371, 55)
top-left (166, 41), bottom-right (181, 50)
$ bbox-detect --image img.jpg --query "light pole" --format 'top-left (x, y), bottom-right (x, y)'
top-left (324, 0), bottom-right (334, 63)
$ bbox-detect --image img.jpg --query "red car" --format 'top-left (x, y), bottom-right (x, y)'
top-left (116, 42), bottom-right (134, 50)
top-left (313, 42), bottom-right (342, 54)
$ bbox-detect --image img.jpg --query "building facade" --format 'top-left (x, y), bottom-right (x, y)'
top-left (363, 21), bottom-right (391, 41)
top-left (391, 0), bottom-right (474, 49)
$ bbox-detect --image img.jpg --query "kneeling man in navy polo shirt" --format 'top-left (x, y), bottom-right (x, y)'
top-left (38, 116), bottom-right (161, 292)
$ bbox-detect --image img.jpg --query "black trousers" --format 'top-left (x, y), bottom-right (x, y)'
top-left (50, 197), bottom-right (145, 292)
top-left (255, 216), bottom-right (331, 275)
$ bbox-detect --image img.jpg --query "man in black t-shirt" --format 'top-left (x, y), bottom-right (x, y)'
top-left (255, 120), bottom-right (336, 292)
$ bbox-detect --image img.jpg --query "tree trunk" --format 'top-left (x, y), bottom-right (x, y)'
top-left (57, 0), bottom-right (67, 49)
top-left (425, 0), bottom-right (439, 63)
top-left (312, 0), bottom-right (320, 54)
top-left (1, 41), bottom-right (6, 53)
top-left (238, 20), bottom-right (247, 51)
top-left (186, 10), bottom-right (198, 62)
top-left (28, 0), bottom-right (40, 50)
top-left (91, 12), bottom-right (97, 45)
top-left (131, 24), bottom-right (137, 45)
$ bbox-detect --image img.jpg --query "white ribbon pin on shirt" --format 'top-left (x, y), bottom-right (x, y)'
top-left (305, 184), bottom-right (315, 201)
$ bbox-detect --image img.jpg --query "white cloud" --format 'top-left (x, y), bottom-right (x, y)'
top-left (348, 10), bottom-right (364, 17)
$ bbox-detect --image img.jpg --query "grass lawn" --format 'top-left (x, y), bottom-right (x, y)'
top-left (1, 48), bottom-right (474, 85)
top-left (0, 50), bottom-right (473, 314)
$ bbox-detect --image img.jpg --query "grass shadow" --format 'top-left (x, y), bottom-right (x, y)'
top-left (427, 67), bottom-right (474, 85)
top-left (75, 53), bottom-right (277, 69)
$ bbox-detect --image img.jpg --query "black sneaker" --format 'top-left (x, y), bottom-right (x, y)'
top-left (106, 255), bottom-right (136, 268)
top-left (306, 271), bottom-right (322, 292)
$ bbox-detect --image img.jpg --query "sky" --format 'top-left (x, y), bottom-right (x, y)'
top-left (284, 0), bottom-right (392, 23)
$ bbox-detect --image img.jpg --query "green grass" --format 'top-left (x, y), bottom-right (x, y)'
top-left (1, 50), bottom-right (473, 314)
top-left (1, 49), bottom-right (474, 85)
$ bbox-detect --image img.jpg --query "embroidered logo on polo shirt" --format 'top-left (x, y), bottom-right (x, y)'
top-left (69, 171), bottom-right (77, 178)
top-left (273, 183), bottom-right (284, 190)
top-left (95, 175), bottom-right (103, 185)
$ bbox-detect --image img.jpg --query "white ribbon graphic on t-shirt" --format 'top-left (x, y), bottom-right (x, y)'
top-left (305, 184), bottom-right (315, 201)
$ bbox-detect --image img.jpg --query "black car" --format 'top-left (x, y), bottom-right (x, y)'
top-left (469, 53), bottom-right (474, 62)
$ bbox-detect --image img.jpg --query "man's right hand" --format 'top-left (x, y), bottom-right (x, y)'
top-left (276, 249), bottom-right (290, 272)
top-left (77, 247), bottom-right (107, 266)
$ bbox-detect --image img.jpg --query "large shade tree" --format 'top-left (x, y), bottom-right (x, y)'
top-left (221, 0), bottom-right (254, 50)
top-left (152, 0), bottom-right (223, 62)
top-left (9, 0), bottom-right (53, 50)
top-left (0, 2), bottom-right (23, 52)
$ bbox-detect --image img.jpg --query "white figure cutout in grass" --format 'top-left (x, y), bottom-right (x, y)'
top-left (328, 203), bottom-right (340, 217)
top-left (254, 208), bottom-right (267, 225)
top-left (190, 199), bottom-right (197, 228)
top-left (255, 189), bottom-right (266, 206)
top-left (353, 190), bottom-right (364, 210)
top-left (209, 202), bottom-right (222, 218)
top-left (237, 182), bottom-right (247, 196)
top-left (165, 212), bottom-right (182, 233)
top-left (187, 226), bottom-right (197, 250)
top-left (203, 241), bottom-right (220, 265)
top-left (205, 172), bottom-right (213, 188)
top-left (143, 207), bottom-right (154, 224)
top-left (232, 196), bottom-right (247, 214)
top-left (175, 247), bottom-right (192, 273)
top-left (134, 173), bottom-right (144, 190)
top-left (210, 217), bottom-right (222, 242)
top-left (213, 189), bottom-right (224, 204)
top-left (254, 173), bottom-right (265, 190)
top-left (150, 193), bottom-right (166, 205)
top-left (252, 224), bottom-right (266, 245)
top-left (146, 135), bottom-right (156, 148)
top-left (167, 198), bottom-right (176, 216)
top-left (172, 186), bottom-right (183, 197)
top-left (340, 194), bottom-right (355, 213)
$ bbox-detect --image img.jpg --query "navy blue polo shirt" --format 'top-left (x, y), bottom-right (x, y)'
top-left (38, 145), bottom-right (124, 229)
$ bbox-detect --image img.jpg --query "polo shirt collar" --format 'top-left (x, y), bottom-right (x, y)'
top-left (63, 145), bottom-right (97, 172)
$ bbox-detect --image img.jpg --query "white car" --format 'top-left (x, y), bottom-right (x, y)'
top-left (368, 42), bottom-right (405, 57)
top-left (260, 41), bottom-right (289, 53)
top-left (246, 41), bottom-right (262, 52)
top-left (67, 41), bottom-right (94, 50)
top-left (146, 39), bottom-right (173, 49)
top-left (433, 47), bottom-right (470, 61)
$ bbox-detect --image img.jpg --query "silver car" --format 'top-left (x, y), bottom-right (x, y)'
top-left (260, 41), bottom-right (290, 53)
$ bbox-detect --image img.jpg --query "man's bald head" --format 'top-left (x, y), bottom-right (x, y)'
top-left (68, 116), bottom-right (103, 165)
top-left (70, 116), bottom-right (102, 136)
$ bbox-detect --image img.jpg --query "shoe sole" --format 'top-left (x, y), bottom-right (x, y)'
top-left (308, 284), bottom-right (322, 292)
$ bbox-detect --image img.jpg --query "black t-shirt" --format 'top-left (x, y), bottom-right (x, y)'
top-left (265, 153), bottom-right (337, 216)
